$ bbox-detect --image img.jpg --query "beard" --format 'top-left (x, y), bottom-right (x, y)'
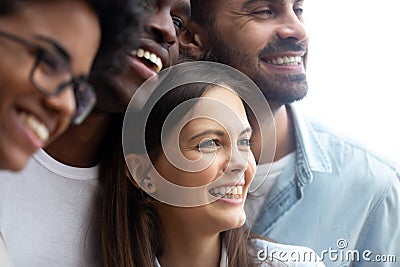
top-left (203, 30), bottom-right (308, 106)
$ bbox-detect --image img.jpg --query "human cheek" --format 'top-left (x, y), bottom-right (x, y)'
top-left (222, 21), bottom-right (271, 51)
top-left (186, 155), bottom-right (224, 186)
top-left (244, 153), bottom-right (256, 190)
top-left (1, 60), bottom-right (34, 104)
top-left (169, 43), bottom-right (179, 66)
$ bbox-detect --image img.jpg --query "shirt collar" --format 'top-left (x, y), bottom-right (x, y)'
top-left (290, 104), bottom-right (332, 174)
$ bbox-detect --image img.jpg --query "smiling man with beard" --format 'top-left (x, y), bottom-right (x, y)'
top-left (180, 0), bottom-right (400, 266)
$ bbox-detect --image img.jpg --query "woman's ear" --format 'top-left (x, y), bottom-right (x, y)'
top-left (125, 153), bottom-right (157, 193)
top-left (179, 21), bottom-right (210, 60)
top-left (125, 153), bottom-right (150, 187)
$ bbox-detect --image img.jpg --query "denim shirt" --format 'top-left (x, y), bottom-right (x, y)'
top-left (246, 104), bottom-right (400, 267)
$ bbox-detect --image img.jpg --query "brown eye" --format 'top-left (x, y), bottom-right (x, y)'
top-left (37, 50), bottom-right (67, 75)
top-left (238, 138), bottom-right (252, 150)
top-left (294, 7), bottom-right (304, 16)
top-left (172, 16), bottom-right (185, 32)
top-left (197, 139), bottom-right (219, 153)
top-left (252, 8), bottom-right (273, 16)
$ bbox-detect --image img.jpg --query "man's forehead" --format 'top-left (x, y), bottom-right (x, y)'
top-left (213, 0), bottom-right (303, 8)
top-left (173, 0), bottom-right (191, 16)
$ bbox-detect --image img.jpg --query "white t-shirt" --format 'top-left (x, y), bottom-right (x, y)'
top-left (0, 233), bottom-right (13, 267)
top-left (0, 149), bottom-right (100, 267)
top-left (245, 153), bottom-right (296, 226)
top-left (154, 243), bottom-right (228, 267)
top-left (154, 239), bottom-right (325, 267)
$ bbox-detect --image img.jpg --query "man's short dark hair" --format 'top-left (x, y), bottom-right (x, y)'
top-left (190, 0), bottom-right (215, 29)
top-left (87, 0), bottom-right (144, 76)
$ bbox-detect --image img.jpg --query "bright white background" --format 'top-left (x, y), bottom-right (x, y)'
top-left (299, 0), bottom-right (400, 164)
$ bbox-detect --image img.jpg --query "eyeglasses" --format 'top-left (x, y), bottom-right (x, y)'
top-left (0, 30), bottom-right (96, 125)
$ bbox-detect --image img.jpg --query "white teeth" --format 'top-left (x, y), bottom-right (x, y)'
top-left (156, 57), bottom-right (162, 66)
top-left (150, 53), bottom-right (157, 63)
top-left (283, 57), bottom-right (290, 63)
top-left (238, 186), bottom-right (243, 195)
top-left (136, 48), bottom-right (144, 57)
top-left (209, 185), bottom-right (244, 199)
top-left (130, 48), bottom-right (163, 73)
top-left (19, 111), bottom-right (50, 143)
top-left (268, 55), bottom-right (302, 65)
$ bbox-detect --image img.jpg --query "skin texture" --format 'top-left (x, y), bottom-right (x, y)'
top-left (182, 0), bottom-right (308, 162)
top-left (188, 0), bottom-right (308, 106)
top-left (45, 0), bottom-right (191, 167)
top-left (95, 0), bottom-right (191, 113)
top-left (153, 87), bottom-right (256, 267)
top-left (0, 1), bottom-right (100, 171)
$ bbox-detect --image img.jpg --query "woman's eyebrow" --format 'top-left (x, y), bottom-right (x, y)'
top-left (240, 127), bottom-right (253, 136)
top-left (188, 129), bottom-right (225, 142)
top-left (35, 35), bottom-right (71, 62)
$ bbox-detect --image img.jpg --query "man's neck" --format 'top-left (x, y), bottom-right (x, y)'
top-left (250, 104), bottom-right (296, 164)
top-left (45, 113), bottom-right (113, 167)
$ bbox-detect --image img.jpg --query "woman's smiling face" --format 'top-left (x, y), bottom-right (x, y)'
top-left (0, 0), bottom-right (100, 171)
top-left (153, 85), bottom-right (256, 232)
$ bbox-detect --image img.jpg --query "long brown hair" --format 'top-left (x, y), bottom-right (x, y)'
top-left (100, 82), bottom-right (263, 266)
top-left (99, 110), bottom-right (161, 266)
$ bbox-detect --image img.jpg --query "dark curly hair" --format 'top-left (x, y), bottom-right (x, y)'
top-left (86, 0), bottom-right (144, 76)
top-left (190, 0), bottom-right (215, 30)
top-left (0, 0), bottom-right (144, 87)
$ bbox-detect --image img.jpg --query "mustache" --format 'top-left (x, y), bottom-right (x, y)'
top-left (260, 39), bottom-right (307, 55)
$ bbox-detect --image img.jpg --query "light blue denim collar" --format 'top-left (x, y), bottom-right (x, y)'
top-left (289, 104), bottom-right (332, 175)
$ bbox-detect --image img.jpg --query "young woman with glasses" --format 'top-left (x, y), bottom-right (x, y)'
top-left (0, 0), bottom-right (143, 265)
top-left (0, 1), bottom-right (101, 172)
top-left (0, 0), bottom-right (142, 172)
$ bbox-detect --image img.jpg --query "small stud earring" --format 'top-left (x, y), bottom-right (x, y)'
top-left (141, 175), bottom-right (157, 194)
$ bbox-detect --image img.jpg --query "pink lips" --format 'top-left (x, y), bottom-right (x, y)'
top-left (126, 55), bottom-right (157, 81)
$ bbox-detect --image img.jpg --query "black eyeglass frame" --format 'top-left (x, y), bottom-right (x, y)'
top-left (0, 30), bottom-right (96, 125)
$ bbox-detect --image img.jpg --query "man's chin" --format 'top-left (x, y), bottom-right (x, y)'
top-left (259, 85), bottom-right (308, 106)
